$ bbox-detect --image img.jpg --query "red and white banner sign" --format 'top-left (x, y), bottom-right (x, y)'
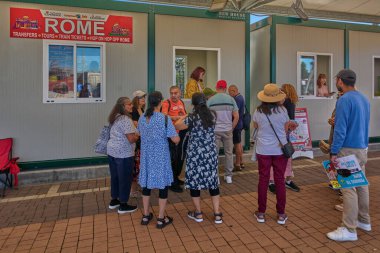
top-left (10, 7), bottom-right (133, 43)
top-left (290, 108), bottom-right (314, 159)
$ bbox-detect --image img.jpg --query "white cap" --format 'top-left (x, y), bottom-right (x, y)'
top-left (132, 90), bottom-right (146, 98)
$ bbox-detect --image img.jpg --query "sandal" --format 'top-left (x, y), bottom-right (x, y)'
top-left (240, 163), bottom-right (245, 169)
top-left (141, 212), bottom-right (153, 225)
top-left (156, 216), bottom-right (173, 229)
top-left (187, 211), bottom-right (203, 222)
top-left (214, 213), bottom-right (223, 224)
top-left (233, 164), bottom-right (242, 172)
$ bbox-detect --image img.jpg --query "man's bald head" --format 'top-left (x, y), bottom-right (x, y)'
top-left (228, 85), bottom-right (239, 97)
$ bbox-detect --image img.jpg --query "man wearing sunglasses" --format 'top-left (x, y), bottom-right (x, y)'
top-left (327, 69), bottom-right (371, 242)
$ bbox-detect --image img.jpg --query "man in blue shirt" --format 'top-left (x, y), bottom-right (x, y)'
top-left (327, 69), bottom-right (371, 242)
top-left (228, 85), bottom-right (245, 171)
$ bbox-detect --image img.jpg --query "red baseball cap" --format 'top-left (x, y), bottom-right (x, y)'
top-left (216, 80), bottom-right (227, 89)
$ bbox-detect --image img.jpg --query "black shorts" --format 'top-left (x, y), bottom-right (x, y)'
top-left (233, 128), bottom-right (242, 144)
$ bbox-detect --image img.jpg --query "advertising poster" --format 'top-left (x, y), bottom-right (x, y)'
top-left (322, 155), bottom-right (368, 189)
top-left (289, 108), bottom-right (313, 159)
top-left (48, 45), bottom-right (74, 98)
top-left (10, 7), bottom-right (133, 44)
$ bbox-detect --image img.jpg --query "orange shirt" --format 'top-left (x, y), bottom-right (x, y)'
top-left (161, 99), bottom-right (186, 124)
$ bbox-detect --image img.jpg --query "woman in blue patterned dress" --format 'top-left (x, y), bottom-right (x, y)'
top-left (138, 91), bottom-right (180, 229)
top-left (175, 92), bottom-right (223, 224)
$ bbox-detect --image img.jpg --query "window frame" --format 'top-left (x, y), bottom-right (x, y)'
top-left (372, 56), bottom-right (380, 99)
top-left (172, 46), bottom-right (221, 100)
top-left (43, 40), bottom-right (106, 104)
top-left (296, 51), bottom-right (333, 100)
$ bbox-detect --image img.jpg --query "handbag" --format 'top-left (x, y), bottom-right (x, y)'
top-left (94, 125), bottom-right (111, 155)
top-left (265, 114), bottom-right (295, 158)
top-left (242, 104), bottom-right (251, 131)
top-left (251, 128), bottom-right (258, 162)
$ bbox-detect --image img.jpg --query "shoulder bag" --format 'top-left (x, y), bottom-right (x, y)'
top-left (94, 125), bottom-right (111, 155)
top-left (265, 114), bottom-right (295, 158)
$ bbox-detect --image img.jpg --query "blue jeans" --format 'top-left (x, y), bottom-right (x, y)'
top-left (108, 156), bottom-right (134, 203)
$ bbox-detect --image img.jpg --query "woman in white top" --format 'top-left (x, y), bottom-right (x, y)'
top-left (107, 97), bottom-right (139, 214)
top-left (252, 84), bottom-right (297, 225)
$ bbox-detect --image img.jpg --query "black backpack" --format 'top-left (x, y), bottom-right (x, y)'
top-left (242, 104), bottom-right (251, 131)
top-left (236, 94), bottom-right (251, 131)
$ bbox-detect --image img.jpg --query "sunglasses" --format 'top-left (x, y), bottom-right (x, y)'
top-left (337, 169), bottom-right (351, 177)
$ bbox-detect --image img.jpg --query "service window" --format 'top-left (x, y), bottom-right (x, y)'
top-left (43, 41), bottom-right (106, 103)
top-left (297, 52), bottom-right (333, 99)
top-left (173, 46), bottom-right (220, 97)
top-left (373, 56), bottom-right (380, 98)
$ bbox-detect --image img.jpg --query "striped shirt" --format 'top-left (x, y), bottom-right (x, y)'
top-left (207, 93), bottom-right (238, 132)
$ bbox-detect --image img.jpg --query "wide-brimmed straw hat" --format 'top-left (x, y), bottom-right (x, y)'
top-left (257, 83), bottom-right (286, 103)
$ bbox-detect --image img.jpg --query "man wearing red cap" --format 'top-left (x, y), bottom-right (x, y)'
top-left (207, 80), bottom-right (239, 184)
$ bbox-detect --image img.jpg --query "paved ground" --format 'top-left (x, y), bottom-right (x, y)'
top-left (0, 152), bottom-right (379, 253)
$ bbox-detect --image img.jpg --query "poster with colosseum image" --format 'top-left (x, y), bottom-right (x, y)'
top-left (289, 108), bottom-right (313, 159)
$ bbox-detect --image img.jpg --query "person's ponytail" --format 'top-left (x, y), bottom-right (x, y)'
top-left (191, 93), bottom-right (215, 129)
top-left (144, 91), bottom-right (163, 118)
top-left (145, 107), bottom-right (154, 118)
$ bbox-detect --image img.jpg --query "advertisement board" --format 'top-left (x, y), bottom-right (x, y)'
top-left (10, 7), bottom-right (133, 44)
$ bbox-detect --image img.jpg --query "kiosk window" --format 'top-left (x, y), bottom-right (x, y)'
top-left (43, 41), bottom-right (105, 103)
top-left (297, 52), bottom-right (333, 99)
top-left (173, 47), bottom-right (220, 98)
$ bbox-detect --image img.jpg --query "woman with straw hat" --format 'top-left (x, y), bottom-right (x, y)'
top-left (252, 83), bottom-right (297, 225)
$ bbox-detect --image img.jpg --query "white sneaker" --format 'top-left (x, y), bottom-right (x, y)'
top-left (327, 227), bottom-right (357, 242)
top-left (357, 222), bottom-right (371, 232)
top-left (335, 204), bottom-right (343, 212)
top-left (224, 176), bottom-right (232, 184)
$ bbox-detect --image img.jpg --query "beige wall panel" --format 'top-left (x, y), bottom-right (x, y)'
top-left (276, 24), bottom-right (344, 141)
top-left (0, 1), bottom-right (148, 161)
top-left (350, 30), bottom-right (380, 137)
top-left (155, 15), bottom-right (245, 99)
top-left (250, 26), bottom-right (270, 111)
top-left (206, 51), bottom-right (218, 87)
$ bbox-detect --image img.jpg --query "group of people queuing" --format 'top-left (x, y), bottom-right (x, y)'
top-left (104, 65), bottom-right (371, 243)
top-left (105, 83), bottom-right (225, 229)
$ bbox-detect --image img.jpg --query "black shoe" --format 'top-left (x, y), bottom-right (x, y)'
top-left (177, 179), bottom-right (185, 185)
top-left (268, 184), bottom-right (276, 194)
top-left (118, 203), bottom-right (137, 214)
top-left (109, 199), bottom-right (120, 210)
top-left (285, 181), bottom-right (300, 192)
top-left (169, 185), bottom-right (183, 193)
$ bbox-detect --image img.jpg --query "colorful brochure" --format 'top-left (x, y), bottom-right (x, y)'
top-left (322, 155), bottom-right (368, 189)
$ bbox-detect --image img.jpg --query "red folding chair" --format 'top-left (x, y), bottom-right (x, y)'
top-left (0, 138), bottom-right (20, 196)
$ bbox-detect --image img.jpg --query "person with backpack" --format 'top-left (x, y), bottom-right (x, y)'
top-left (161, 86), bottom-right (188, 193)
top-left (228, 84), bottom-right (246, 171)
